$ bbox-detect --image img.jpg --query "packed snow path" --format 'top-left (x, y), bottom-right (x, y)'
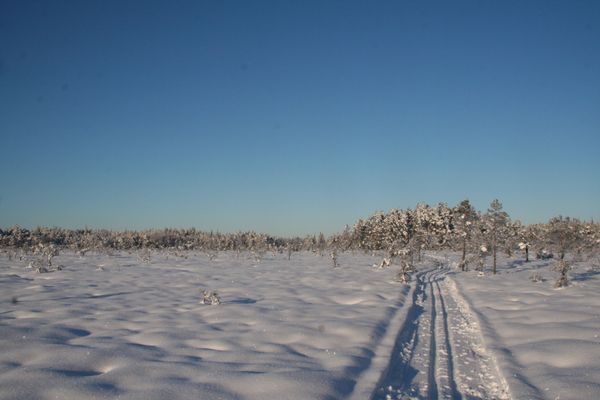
top-left (367, 266), bottom-right (510, 400)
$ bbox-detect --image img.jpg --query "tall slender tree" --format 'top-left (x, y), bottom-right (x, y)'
top-left (453, 199), bottom-right (478, 270)
top-left (484, 199), bottom-right (510, 274)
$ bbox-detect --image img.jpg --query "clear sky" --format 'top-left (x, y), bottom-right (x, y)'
top-left (1, 1), bottom-right (599, 236)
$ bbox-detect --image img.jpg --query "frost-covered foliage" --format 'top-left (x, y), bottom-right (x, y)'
top-left (544, 216), bottom-right (585, 260)
top-left (201, 290), bottom-right (221, 305)
top-left (330, 250), bottom-right (339, 268)
top-left (138, 249), bottom-right (152, 264)
top-left (335, 199), bottom-right (598, 274)
top-left (529, 271), bottom-right (544, 282)
top-left (482, 199), bottom-right (510, 275)
top-left (395, 248), bottom-right (415, 284)
top-left (0, 226), bottom-right (318, 254)
top-left (553, 260), bottom-right (571, 288)
top-left (452, 199), bottom-right (478, 270)
top-left (1, 201), bottom-right (598, 269)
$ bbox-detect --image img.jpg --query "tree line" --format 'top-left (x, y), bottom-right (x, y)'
top-left (1, 200), bottom-right (598, 272)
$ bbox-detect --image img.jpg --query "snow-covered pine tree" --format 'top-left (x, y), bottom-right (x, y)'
top-left (503, 220), bottom-right (522, 257)
top-left (413, 203), bottom-right (435, 262)
top-left (453, 199), bottom-right (478, 270)
top-left (544, 216), bottom-right (583, 261)
top-left (433, 202), bottom-right (454, 248)
top-left (483, 199), bottom-right (510, 274)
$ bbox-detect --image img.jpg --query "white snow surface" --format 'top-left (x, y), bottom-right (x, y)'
top-left (448, 254), bottom-right (600, 400)
top-left (1, 250), bottom-right (599, 400)
top-left (0, 251), bottom-right (411, 400)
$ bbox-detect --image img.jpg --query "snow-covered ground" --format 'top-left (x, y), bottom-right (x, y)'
top-left (0, 251), bottom-right (411, 400)
top-left (0, 250), bottom-right (598, 399)
top-left (448, 254), bottom-right (600, 400)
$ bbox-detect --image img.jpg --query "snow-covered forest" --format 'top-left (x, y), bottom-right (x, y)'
top-left (2, 199), bottom-right (598, 272)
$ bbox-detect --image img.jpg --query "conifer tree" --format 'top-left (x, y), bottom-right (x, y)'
top-left (453, 199), bottom-right (478, 270)
top-left (483, 199), bottom-right (510, 274)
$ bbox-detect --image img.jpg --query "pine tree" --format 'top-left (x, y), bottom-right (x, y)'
top-left (483, 199), bottom-right (509, 274)
top-left (453, 199), bottom-right (478, 270)
top-left (544, 216), bottom-right (582, 260)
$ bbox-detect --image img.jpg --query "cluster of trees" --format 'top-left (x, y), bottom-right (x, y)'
top-left (1, 200), bottom-right (598, 278)
top-left (0, 226), bottom-right (330, 254)
top-left (332, 199), bottom-right (599, 275)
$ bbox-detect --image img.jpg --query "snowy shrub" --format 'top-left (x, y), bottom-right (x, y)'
top-left (553, 260), bottom-right (571, 288)
top-left (36, 265), bottom-right (49, 274)
top-left (377, 257), bottom-right (392, 269)
top-left (395, 259), bottom-right (413, 284)
top-left (536, 250), bottom-right (554, 260)
top-left (529, 271), bottom-right (544, 282)
top-left (76, 248), bottom-right (90, 257)
top-left (395, 249), bottom-right (414, 283)
top-left (252, 249), bottom-right (266, 263)
top-left (138, 249), bottom-right (152, 264)
top-left (201, 290), bottom-right (221, 305)
top-left (33, 243), bottom-right (59, 267)
top-left (473, 246), bottom-right (487, 272)
top-left (544, 216), bottom-right (583, 260)
top-left (331, 250), bottom-right (339, 268)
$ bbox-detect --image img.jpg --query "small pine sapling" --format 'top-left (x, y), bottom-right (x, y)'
top-left (529, 271), bottom-right (544, 282)
top-left (77, 248), bottom-right (90, 257)
top-left (331, 249), bottom-right (339, 268)
top-left (395, 249), bottom-right (414, 283)
top-left (201, 290), bottom-right (221, 305)
top-left (207, 250), bottom-right (218, 261)
top-left (378, 241), bottom-right (403, 269)
top-left (378, 257), bottom-right (392, 269)
top-left (554, 260), bottom-right (571, 288)
top-left (395, 258), bottom-right (413, 284)
top-left (138, 249), bottom-right (152, 264)
top-left (475, 245), bottom-right (488, 272)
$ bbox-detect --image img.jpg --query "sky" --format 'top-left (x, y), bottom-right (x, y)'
top-left (1, 0), bottom-right (599, 236)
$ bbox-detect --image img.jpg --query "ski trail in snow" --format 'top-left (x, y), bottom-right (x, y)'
top-left (433, 273), bottom-right (460, 400)
top-left (364, 265), bottom-right (510, 400)
top-left (443, 277), bottom-right (511, 399)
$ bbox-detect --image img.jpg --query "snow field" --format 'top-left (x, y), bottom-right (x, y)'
top-left (449, 254), bottom-right (600, 400)
top-left (1, 250), bottom-right (599, 400)
top-left (0, 251), bottom-right (410, 400)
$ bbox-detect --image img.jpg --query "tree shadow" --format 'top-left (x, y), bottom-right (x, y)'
top-left (571, 269), bottom-right (600, 282)
top-left (228, 297), bottom-right (257, 304)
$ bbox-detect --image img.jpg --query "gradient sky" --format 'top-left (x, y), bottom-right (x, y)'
top-left (1, 1), bottom-right (599, 236)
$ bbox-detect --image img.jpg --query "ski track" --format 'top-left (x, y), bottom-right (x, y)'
top-left (366, 262), bottom-right (510, 400)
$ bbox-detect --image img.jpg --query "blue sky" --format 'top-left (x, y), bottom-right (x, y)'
top-left (1, 1), bottom-right (599, 236)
